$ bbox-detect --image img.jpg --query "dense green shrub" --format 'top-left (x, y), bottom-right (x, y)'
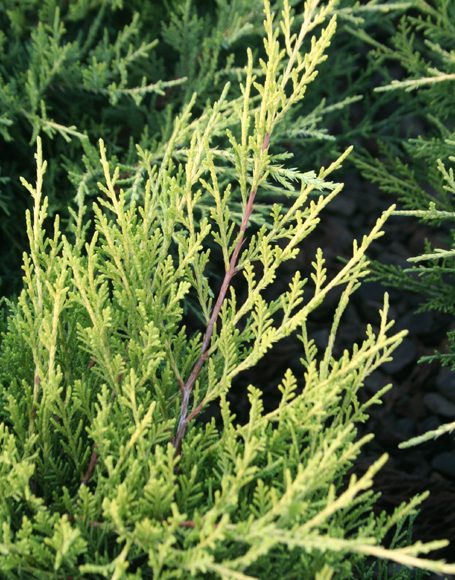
top-left (0, 0), bottom-right (273, 295)
top-left (1, 2), bottom-right (455, 577)
top-left (0, 0), bottom-right (405, 295)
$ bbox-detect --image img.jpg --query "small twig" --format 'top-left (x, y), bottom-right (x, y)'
top-left (173, 134), bottom-right (270, 453)
top-left (68, 513), bottom-right (105, 529)
top-left (166, 341), bottom-right (185, 392)
top-left (81, 367), bottom-right (121, 486)
top-left (81, 445), bottom-right (98, 486)
top-left (29, 373), bottom-right (40, 432)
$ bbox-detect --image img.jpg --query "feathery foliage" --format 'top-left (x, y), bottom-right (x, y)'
top-left (0, 0), bottom-right (273, 295)
top-left (1, 2), bottom-right (455, 576)
top-left (354, 0), bottom-right (455, 447)
top-left (0, 0), bottom-right (407, 296)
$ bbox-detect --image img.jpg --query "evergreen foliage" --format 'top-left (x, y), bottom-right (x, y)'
top-left (0, 0), bottom-right (272, 295)
top-left (2, 2), bottom-right (455, 576)
top-left (354, 0), bottom-right (455, 447)
top-left (0, 0), bottom-right (404, 296)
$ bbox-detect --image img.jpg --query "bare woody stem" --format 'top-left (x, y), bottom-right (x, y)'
top-left (81, 445), bottom-right (99, 486)
top-left (173, 134), bottom-right (270, 453)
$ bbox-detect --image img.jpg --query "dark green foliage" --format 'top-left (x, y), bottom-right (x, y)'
top-left (1, 2), bottom-right (151, 292)
top-left (0, 0), bottom-right (270, 295)
top-left (356, 0), bottom-right (455, 366)
top-left (0, 0), bottom-right (397, 296)
top-left (352, 0), bottom-right (455, 445)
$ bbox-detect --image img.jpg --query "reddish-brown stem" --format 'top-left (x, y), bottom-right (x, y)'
top-left (30, 373), bottom-right (40, 428)
top-left (173, 134), bottom-right (270, 453)
top-left (179, 520), bottom-right (196, 528)
top-left (81, 445), bottom-right (98, 486)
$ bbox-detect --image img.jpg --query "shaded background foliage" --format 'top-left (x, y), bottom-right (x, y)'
top-left (0, 0), bottom-right (265, 295)
top-left (0, 0), bottom-right (399, 296)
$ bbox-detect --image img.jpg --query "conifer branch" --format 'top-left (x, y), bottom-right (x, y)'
top-left (173, 134), bottom-right (270, 453)
top-left (6, 2), bottom-right (455, 576)
top-left (376, 72), bottom-right (455, 92)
